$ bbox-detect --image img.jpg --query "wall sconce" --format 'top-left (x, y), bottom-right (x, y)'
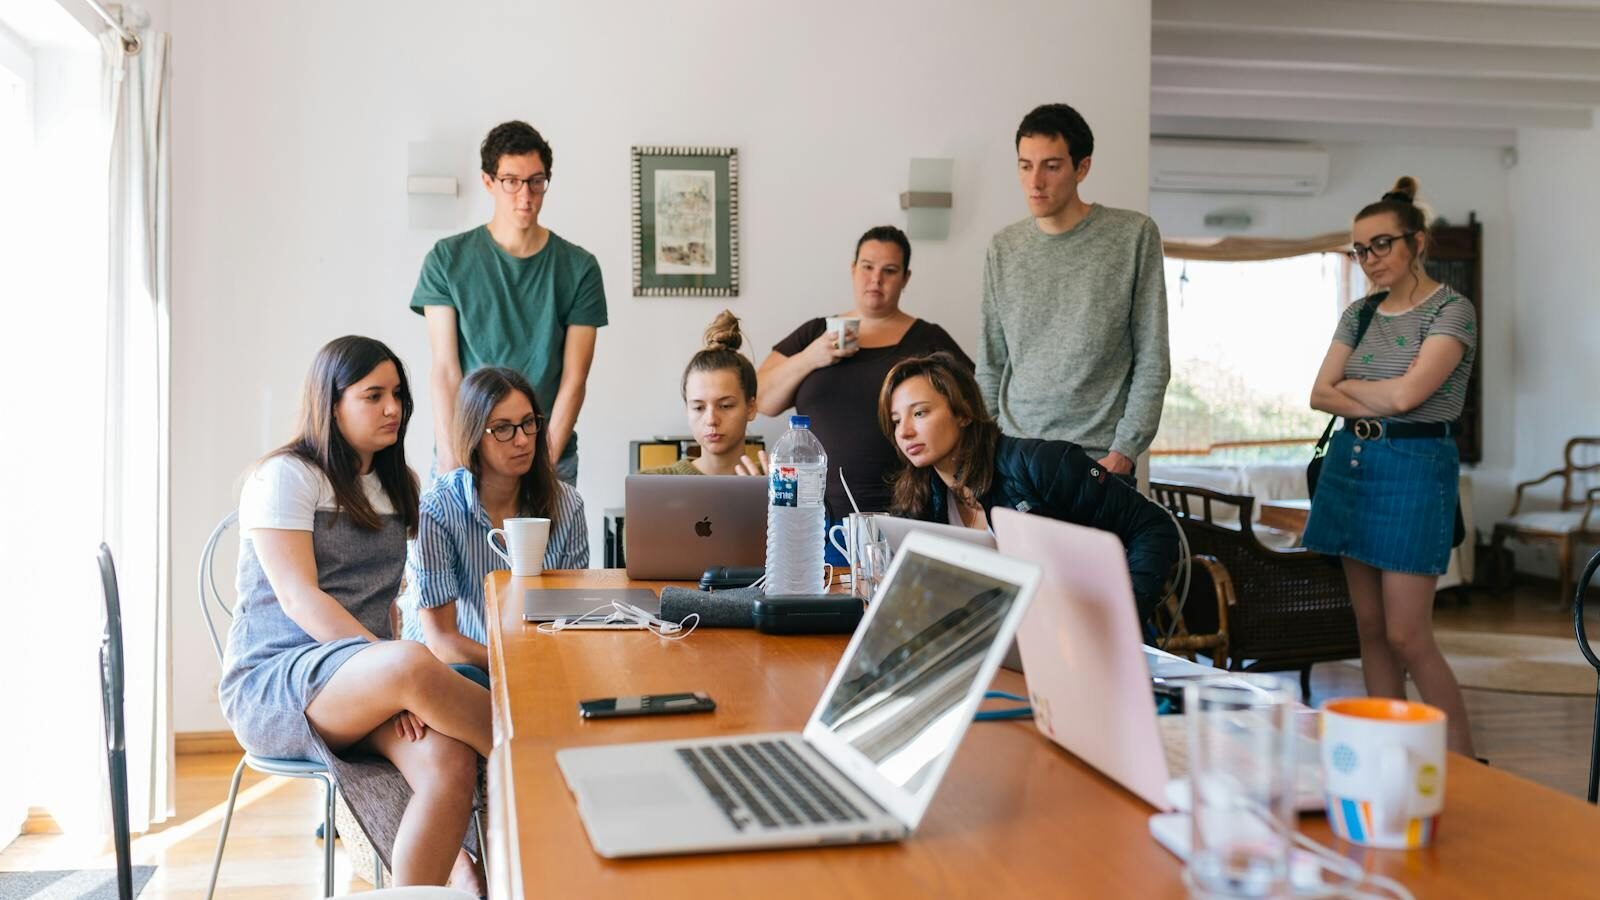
top-left (408, 140), bottom-right (470, 230)
top-left (900, 158), bottom-right (954, 240)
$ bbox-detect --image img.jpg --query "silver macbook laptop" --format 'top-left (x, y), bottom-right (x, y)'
top-left (521, 587), bottom-right (661, 623)
top-left (556, 532), bottom-right (1042, 858)
top-left (624, 475), bottom-right (767, 580)
top-left (990, 508), bottom-right (1323, 813)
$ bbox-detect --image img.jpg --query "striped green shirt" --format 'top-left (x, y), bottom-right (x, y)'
top-left (1335, 286), bottom-right (1476, 423)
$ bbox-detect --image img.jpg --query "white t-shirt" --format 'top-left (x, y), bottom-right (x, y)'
top-left (239, 454), bottom-right (397, 532)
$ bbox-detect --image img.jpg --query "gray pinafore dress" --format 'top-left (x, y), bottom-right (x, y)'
top-left (219, 494), bottom-right (476, 868)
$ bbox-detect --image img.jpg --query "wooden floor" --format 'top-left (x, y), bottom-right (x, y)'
top-left (3, 581), bottom-right (1596, 897)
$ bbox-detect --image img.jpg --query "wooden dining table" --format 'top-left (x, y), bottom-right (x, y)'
top-left (483, 568), bottom-right (1600, 898)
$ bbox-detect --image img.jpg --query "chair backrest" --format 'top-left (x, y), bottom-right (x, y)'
top-left (1562, 438), bottom-right (1600, 511)
top-left (96, 544), bottom-right (134, 900)
top-left (1149, 480), bottom-right (1358, 669)
top-left (198, 511), bottom-right (239, 665)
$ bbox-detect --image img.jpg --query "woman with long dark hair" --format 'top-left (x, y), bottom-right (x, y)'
top-left (878, 352), bottom-right (1179, 625)
top-left (220, 336), bottom-right (486, 890)
top-left (404, 366), bottom-right (588, 674)
top-left (1305, 177), bottom-right (1477, 755)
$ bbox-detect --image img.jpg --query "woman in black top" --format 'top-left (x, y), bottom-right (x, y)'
top-left (757, 226), bottom-right (973, 559)
top-left (879, 352), bottom-right (1179, 626)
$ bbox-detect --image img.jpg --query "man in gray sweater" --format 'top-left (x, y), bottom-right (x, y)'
top-left (977, 103), bottom-right (1169, 479)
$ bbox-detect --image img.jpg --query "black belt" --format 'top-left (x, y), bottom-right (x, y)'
top-left (1341, 419), bottom-right (1457, 441)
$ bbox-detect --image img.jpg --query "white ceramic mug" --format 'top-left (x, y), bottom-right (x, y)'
top-left (824, 316), bottom-right (861, 352)
top-left (1320, 697), bottom-right (1447, 849)
top-left (486, 517), bottom-right (552, 577)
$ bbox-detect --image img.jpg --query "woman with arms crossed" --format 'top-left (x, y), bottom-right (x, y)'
top-left (1304, 177), bottom-right (1476, 755)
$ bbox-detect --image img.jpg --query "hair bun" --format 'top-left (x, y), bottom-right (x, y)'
top-left (702, 309), bottom-right (743, 352)
top-left (1382, 176), bottom-right (1419, 204)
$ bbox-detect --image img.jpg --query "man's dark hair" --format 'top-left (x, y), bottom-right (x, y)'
top-left (1015, 103), bottom-right (1094, 167)
top-left (480, 121), bottom-right (553, 177)
top-left (853, 225), bottom-right (912, 270)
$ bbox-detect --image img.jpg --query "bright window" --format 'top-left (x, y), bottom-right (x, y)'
top-left (1152, 253), bottom-right (1367, 465)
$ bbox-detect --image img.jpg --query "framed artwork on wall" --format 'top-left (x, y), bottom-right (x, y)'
top-left (631, 145), bottom-right (740, 297)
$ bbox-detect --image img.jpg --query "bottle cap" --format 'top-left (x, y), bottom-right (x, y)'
top-left (789, 415), bottom-right (810, 429)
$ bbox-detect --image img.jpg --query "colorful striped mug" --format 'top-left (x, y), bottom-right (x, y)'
top-left (1320, 697), bottom-right (1446, 849)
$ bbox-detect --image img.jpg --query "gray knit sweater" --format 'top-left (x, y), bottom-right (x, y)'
top-left (976, 205), bottom-right (1170, 461)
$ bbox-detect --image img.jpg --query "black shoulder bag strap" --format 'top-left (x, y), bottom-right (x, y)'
top-left (1307, 291), bottom-right (1386, 498)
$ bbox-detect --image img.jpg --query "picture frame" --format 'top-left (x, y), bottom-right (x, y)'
top-left (631, 145), bottom-right (740, 297)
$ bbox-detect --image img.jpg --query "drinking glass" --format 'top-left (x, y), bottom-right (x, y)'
top-left (1183, 674), bottom-right (1296, 899)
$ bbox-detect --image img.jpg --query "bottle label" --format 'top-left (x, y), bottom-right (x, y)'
top-left (769, 466), bottom-right (798, 508)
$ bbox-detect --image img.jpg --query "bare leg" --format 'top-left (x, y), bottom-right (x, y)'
top-left (1380, 570), bottom-right (1475, 756)
top-left (357, 725), bottom-right (477, 886)
top-left (449, 847), bottom-right (486, 896)
top-left (305, 641), bottom-right (492, 757)
top-left (1343, 558), bottom-right (1405, 699)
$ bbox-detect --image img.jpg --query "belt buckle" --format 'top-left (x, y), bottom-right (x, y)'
top-left (1353, 418), bottom-right (1385, 440)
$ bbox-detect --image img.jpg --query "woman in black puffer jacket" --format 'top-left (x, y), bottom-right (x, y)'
top-left (877, 352), bottom-right (1179, 626)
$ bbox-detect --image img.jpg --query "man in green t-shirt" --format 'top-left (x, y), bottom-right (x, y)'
top-left (411, 120), bottom-right (608, 484)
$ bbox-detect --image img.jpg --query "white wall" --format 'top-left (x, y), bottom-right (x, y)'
top-left (1506, 125), bottom-right (1600, 579)
top-left (1148, 142), bottom-right (1517, 522)
top-left (165, 0), bottom-right (1155, 731)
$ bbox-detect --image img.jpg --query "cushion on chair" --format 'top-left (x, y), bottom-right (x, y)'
top-left (1498, 510), bottom-right (1591, 535)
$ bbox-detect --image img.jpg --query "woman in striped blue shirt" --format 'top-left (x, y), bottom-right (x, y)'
top-left (403, 367), bottom-right (589, 675)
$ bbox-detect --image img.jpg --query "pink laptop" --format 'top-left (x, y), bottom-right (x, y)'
top-left (991, 508), bottom-right (1173, 809)
top-left (991, 508), bottom-right (1325, 813)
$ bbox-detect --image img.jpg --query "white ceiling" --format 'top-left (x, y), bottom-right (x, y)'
top-left (1151, 0), bottom-right (1600, 147)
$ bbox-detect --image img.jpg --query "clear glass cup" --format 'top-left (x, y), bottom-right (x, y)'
top-left (1183, 674), bottom-right (1296, 899)
top-left (856, 536), bottom-right (892, 602)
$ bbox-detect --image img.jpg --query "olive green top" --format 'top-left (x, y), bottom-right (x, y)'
top-left (639, 457), bottom-right (702, 476)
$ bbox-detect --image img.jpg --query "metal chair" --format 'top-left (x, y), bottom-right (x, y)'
top-left (97, 544), bottom-right (134, 900)
top-left (199, 511), bottom-right (374, 897)
top-left (1574, 548), bottom-right (1600, 803)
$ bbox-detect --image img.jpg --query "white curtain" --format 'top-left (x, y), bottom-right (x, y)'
top-left (100, 8), bottom-right (173, 833)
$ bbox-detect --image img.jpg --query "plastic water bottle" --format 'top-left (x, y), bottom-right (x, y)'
top-left (764, 415), bottom-right (828, 595)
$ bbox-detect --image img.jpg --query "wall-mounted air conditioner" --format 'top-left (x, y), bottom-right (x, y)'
top-left (1150, 139), bottom-right (1329, 196)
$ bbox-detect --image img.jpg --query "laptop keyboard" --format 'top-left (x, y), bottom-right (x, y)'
top-left (676, 740), bottom-right (868, 831)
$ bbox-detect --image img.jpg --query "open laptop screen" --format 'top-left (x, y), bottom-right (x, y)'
top-left (815, 549), bottom-right (1022, 794)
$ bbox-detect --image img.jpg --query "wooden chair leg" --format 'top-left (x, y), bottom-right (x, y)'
top-left (1490, 528), bottom-right (1511, 593)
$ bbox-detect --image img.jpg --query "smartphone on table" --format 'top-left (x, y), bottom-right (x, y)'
top-left (578, 692), bottom-right (716, 719)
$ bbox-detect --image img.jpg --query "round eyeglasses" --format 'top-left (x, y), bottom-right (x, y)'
top-left (1347, 231), bottom-right (1418, 263)
top-left (495, 175), bottom-right (550, 195)
top-left (486, 415), bottom-right (540, 442)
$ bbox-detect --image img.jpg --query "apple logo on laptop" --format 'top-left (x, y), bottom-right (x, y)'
top-left (695, 517), bottom-right (713, 538)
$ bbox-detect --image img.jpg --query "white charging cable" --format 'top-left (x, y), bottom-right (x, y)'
top-left (536, 601), bottom-right (700, 641)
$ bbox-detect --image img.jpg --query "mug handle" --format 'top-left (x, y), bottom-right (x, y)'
top-left (486, 528), bottom-right (513, 568)
top-left (1373, 744), bottom-right (1411, 835)
top-left (827, 523), bottom-right (850, 562)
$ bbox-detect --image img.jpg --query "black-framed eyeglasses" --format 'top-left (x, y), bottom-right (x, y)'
top-left (1347, 232), bottom-right (1418, 263)
top-left (486, 415), bottom-right (541, 442)
top-left (495, 175), bottom-right (550, 195)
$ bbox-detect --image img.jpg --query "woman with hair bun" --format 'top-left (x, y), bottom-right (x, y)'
top-left (642, 310), bottom-right (765, 475)
top-left (1305, 176), bottom-right (1477, 754)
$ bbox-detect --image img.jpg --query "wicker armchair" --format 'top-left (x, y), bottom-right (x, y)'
top-left (1150, 480), bottom-right (1359, 699)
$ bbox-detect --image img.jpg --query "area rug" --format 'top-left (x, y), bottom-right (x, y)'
top-left (0, 866), bottom-right (155, 899)
top-left (1341, 630), bottom-right (1596, 696)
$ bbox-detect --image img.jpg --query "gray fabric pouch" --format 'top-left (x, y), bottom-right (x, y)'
top-left (659, 586), bottom-right (761, 628)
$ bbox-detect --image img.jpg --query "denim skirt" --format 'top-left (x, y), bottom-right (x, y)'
top-left (1302, 428), bottom-right (1458, 575)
